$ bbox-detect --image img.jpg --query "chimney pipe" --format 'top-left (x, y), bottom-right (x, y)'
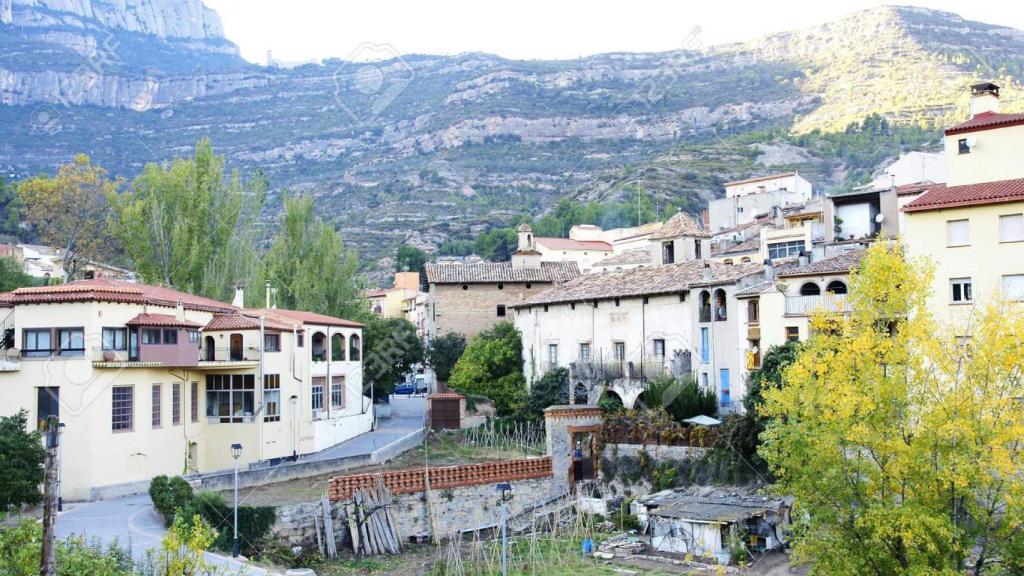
top-left (969, 82), bottom-right (1000, 117)
top-left (798, 250), bottom-right (809, 267)
top-left (232, 286), bottom-right (244, 308)
top-left (763, 259), bottom-right (774, 281)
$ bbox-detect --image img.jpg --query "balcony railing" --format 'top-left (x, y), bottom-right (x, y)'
top-left (199, 346), bottom-right (261, 363)
top-left (785, 294), bottom-right (849, 316)
top-left (569, 359), bottom-right (669, 382)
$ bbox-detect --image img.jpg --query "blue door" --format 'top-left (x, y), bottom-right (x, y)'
top-left (719, 368), bottom-right (730, 407)
top-left (700, 327), bottom-right (709, 364)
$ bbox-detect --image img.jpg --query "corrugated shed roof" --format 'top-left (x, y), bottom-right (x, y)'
top-left (513, 260), bottom-right (762, 307)
top-left (902, 177), bottom-right (1024, 212)
top-left (945, 111), bottom-right (1024, 135)
top-left (650, 212), bottom-right (710, 240)
top-left (425, 261), bottom-right (580, 284)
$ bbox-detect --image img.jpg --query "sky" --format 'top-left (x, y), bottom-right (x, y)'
top-left (204, 0), bottom-right (1024, 65)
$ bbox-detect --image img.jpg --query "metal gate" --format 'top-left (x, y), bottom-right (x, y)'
top-left (429, 393), bottom-right (462, 430)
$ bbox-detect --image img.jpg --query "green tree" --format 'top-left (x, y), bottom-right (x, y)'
top-left (0, 257), bottom-right (36, 292)
top-left (395, 244), bottom-right (428, 287)
top-left (252, 194), bottom-right (365, 319)
top-left (760, 242), bottom-right (1024, 574)
top-left (110, 139), bottom-right (265, 301)
top-left (17, 154), bottom-right (120, 281)
top-left (425, 332), bottom-right (466, 384)
top-left (0, 177), bottom-right (23, 239)
top-left (363, 316), bottom-right (424, 401)
top-left (0, 410), bottom-right (45, 511)
top-left (524, 367), bottom-right (570, 421)
top-left (642, 375), bottom-right (718, 421)
top-left (448, 322), bottom-right (526, 415)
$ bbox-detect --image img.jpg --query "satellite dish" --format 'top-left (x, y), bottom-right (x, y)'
top-left (875, 213), bottom-right (885, 223)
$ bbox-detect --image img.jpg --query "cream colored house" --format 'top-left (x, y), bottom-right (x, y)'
top-left (0, 279), bottom-right (372, 501)
top-left (903, 82), bottom-right (1024, 320)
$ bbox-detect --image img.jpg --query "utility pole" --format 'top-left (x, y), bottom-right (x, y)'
top-left (39, 416), bottom-right (59, 576)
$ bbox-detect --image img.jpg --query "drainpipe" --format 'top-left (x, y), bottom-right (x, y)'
top-left (258, 315), bottom-right (265, 461)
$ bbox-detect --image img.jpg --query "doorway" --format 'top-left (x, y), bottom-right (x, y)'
top-left (229, 334), bottom-right (243, 361)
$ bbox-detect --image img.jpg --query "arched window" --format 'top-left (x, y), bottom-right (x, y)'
top-left (699, 290), bottom-right (712, 322)
top-left (312, 332), bottom-right (327, 362)
top-left (826, 280), bottom-right (848, 295)
top-left (331, 333), bottom-right (346, 361)
top-left (203, 335), bottom-right (215, 361)
top-left (714, 289), bottom-right (728, 321)
top-left (740, 256), bottom-right (751, 263)
top-left (800, 282), bottom-right (821, 296)
top-left (723, 259), bottom-right (734, 265)
top-left (349, 334), bottom-right (361, 361)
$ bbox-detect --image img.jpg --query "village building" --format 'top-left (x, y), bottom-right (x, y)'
top-left (707, 172), bottom-right (813, 234)
top-left (0, 279), bottom-right (372, 501)
top-left (903, 82), bottom-right (1024, 320)
top-left (365, 271), bottom-right (428, 337)
top-left (424, 224), bottom-right (580, 340)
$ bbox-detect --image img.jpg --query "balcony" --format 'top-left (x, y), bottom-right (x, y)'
top-left (785, 294), bottom-right (849, 316)
top-left (196, 346), bottom-right (260, 369)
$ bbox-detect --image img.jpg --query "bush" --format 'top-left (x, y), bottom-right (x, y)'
top-left (524, 367), bottom-right (569, 420)
top-left (0, 410), bottom-right (45, 511)
top-left (192, 491), bottom-right (276, 556)
top-left (0, 520), bottom-right (134, 576)
top-left (643, 376), bottom-right (717, 421)
top-left (148, 475), bottom-right (194, 527)
top-left (426, 332), bottom-right (466, 384)
top-left (449, 322), bottom-right (526, 415)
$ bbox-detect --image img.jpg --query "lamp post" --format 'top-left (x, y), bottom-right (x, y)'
top-left (289, 395), bottom-right (299, 460)
top-left (56, 422), bottom-right (65, 512)
top-left (495, 482), bottom-right (513, 576)
top-left (230, 443), bottom-right (243, 558)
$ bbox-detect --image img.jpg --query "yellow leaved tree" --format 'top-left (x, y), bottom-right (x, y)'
top-left (759, 242), bottom-right (1024, 575)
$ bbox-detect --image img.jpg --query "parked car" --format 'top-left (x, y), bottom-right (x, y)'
top-left (394, 377), bottom-right (429, 396)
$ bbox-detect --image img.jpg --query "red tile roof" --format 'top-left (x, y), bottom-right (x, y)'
top-left (945, 111), bottom-right (1024, 135)
top-left (126, 313), bottom-right (202, 328)
top-left (205, 313), bottom-right (302, 332)
top-left (535, 238), bottom-right (613, 251)
top-left (894, 181), bottom-right (937, 196)
top-left (251, 308), bottom-right (364, 328)
top-left (902, 178), bottom-right (1024, 212)
top-left (425, 261), bottom-right (580, 284)
top-left (3, 278), bottom-right (235, 312)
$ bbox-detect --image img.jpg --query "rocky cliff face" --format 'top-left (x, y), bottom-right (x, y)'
top-left (12, 0), bottom-right (226, 40)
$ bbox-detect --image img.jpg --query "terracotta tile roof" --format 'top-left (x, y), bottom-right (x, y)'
top-left (513, 260), bottom-right (763, 307)
top-left (425, 261), bottom-right (580, 285)
top-left (715, 236), bottom-right (761, 256)
top-left (902, 178), bottom-right (1024, 212)
top-left (535, 237), bottom-right (613, 251)
top-left (204, 313), bottom-right (301, 332)
top-left (126, 313), bottom-right (202, 328)
top-left (945, 111), bottom-right (1024, 135)
top-left (594, 248), bottom-right (651, 267)
top-left (252, 308), bottom-right (364, 328)
top-left (894, 181), bottom-right (938, 196)
top-left (4, 278), bottom-right (235, 312)
top-left (650, 212), bottom-right (710, 240)
top-left (777, 249), bottom-right (865, 278)
top-left (734, 279), bottom-right (778, 298)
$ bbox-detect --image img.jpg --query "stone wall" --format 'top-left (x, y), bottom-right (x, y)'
top-left (543, 405), bottom-right (603, 488)
top-left (430, 281), bottom-right (543, 338)
top-left (605, 443), bottom-right (708, 462)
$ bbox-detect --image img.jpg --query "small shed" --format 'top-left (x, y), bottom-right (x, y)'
top-left (428, 392), bottom-right (465, 430)
top-left (635, 486), bottom-right (790, 560)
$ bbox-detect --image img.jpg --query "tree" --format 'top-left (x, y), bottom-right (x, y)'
top-left (363, 316), bottom-right (423, 401)
top-left (642, 375), bottom-right (718, 421)
top-left (0, 257), bottom-right (36, 292)
top-left (524, 367), bottom-right (587, 421)
top-left (395, 244), bottom-right (428, 287)
top-left (251, 194), bottom-right (366, 319)
top-left (0, 410), bottom-right (45, 511)
top-left (0, 177), bottom-right (23, 239)
top-left (425, 332), bottom-right (466, 384)
top-left (110, 139), bottom-right (265, 302)
top-left (17, 155), bottom-right (119, 281)
top-left (448, 322), bottom-right (526, 415)
top-left (760, 242), bottom-right (1024, 575)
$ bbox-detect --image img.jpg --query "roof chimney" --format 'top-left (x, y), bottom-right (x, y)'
top-left (763, 259), bottom-right (774, 281)
top-left (232, 286), bottom-right (244, 308)
top-left (702, 261), bottom-right (713, 282)
top-left (969, 82), bottom-right (1000, 117)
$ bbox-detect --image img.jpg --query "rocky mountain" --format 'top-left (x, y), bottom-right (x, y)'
top-left (2, 2), bottom-right (1024, 265)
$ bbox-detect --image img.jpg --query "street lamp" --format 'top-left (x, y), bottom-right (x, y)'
top-left (57, 422), bottom-right (65, 512)
top-left (289, 395), bottom-right (299, 461)
top-left (230, 443), bottom-right (243, 558)
top-left (495, 482), bottom-right (513, 576)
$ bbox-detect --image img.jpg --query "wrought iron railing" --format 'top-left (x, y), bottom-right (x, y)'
top-left (785, 294), bottom-right (849, 316)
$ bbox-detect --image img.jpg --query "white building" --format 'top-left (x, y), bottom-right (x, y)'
top-left (708, 173), bottom-right (814, 233)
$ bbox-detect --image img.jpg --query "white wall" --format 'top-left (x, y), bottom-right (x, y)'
top-left (835, 202), bottom-right (873, 240)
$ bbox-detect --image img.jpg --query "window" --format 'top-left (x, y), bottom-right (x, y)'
top-left (205, 374), bottom-right (256, 423)
top-left (547, 343), bottom-right (558, 365)
top-left (958, 138), bottom-right (970, 154)
top-left (349, 334), bottom-right (361, 361)
top-left (947, 219), bottom-right (970, 247)
top-left (747, 299), bottom-right (759, 323)
top-left (700, 372), bottom-right (709, 388)
top-left (713, 289), bottom-right (728, 321)
top-left (172, 383), bottom-right (181, 425)
top-left (264, 333), bottom-right (280, 352)
top-left (187, 329), bottom-right (200, 344)
top-left (694, 239), bottom-right (702, 260)
top-left (662, 241), bottom-right (675, 264)
top-left (142, 328), bottom-right (161, 345)
top-left (263, 374), bottom-right (280, 422)
top-left (151, 384), bottom-right (162, 428)
top-left (579, 343), bottom-right (591, 363)
top-left (700, 327), bottom-right (709, 363)
top-left (297, 333), bottom-right (304, 348)
top-left (331, 333), bottom-right (345, 361)
top-left (699, 290), bottom-right (712, 322)
top-left (613, 341), bottom-right (625, 362)
top-left (163, 329), bottom-right (178, 345)
top-left (1000, 214), bottom-right (1024, 243)
top-left (496, 304), bottom-right (506, 317)
top-left (785, 326), bottom-right (800, 342)
top-left (653, 339), bottom-right (665, 359)
top-left (497, 283), bottom-right (504, 290)
top-left (37, 387), bottom-right (59, 431)
top-left (799, 282), bottom-right (821, 296)
top-left (311, 332), bottom-right (327, 362)
top-left (190, 381), bottom-right (199, 423)
top-left (311, 377), bottom-right (325, 411)
top-left (767, 240), bottom-right (803, 260)
top-left (57, 328), bottom-right (84, 356)
top-left (331, 375), bottom-right (345, 408)
top-left (826, 280), bottom-right (848, 295)
top-left (112, 385), bottom-right (133, 432)
top-left (950, 277), bottom-right (973, 303)
top-left (23, 328), bottom-right (52, 357)
top-left (1002, 274), bottom-right (1024, 301)
top-left (102, 327), bottom-right (127, 351)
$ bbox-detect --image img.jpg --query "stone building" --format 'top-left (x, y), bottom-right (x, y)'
top-left (424, 224), bottom-right (579, 340)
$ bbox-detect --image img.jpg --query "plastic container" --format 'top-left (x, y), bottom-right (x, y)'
top-left (582, 538), bottom-right (594, 554)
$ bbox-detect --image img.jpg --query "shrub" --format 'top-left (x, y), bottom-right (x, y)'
top-left (449, 322), bottom-right (526, 415)
top-left (0, 520), bottom-right (134, 576)
top-left (524, 367), bottom-right (569, 420)
top-left (0, 410), bottom-right (45, 511)
top-left (644, 376), bottom-right (717, 421)
top-left (148, 475), bottom-right (194, 527)
top-left (192, 491), bottom-right (276, 556)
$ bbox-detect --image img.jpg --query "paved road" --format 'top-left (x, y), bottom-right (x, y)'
top-left (55, 397), bottom-right (426, 573)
